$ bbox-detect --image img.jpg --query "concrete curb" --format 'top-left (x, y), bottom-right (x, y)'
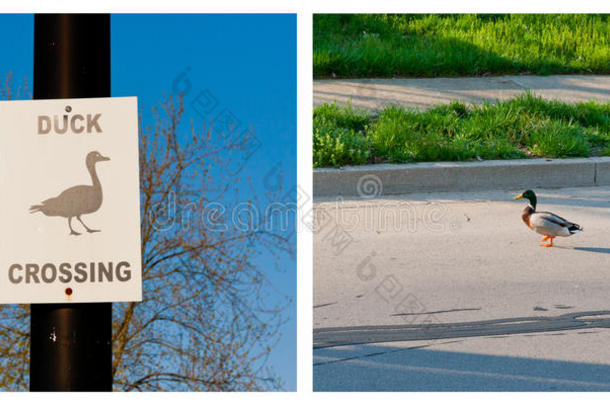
top-left (314, 157), bottom-right (610, 198)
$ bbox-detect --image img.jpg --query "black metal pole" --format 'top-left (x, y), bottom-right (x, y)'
top-left (30, 14), bottom-right (112, 391)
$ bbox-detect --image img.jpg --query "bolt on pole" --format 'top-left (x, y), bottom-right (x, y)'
top-left (30, 14), bottom-right (113, 391)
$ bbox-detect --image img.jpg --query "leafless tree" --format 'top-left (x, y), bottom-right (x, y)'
top-left (0, 72), bottom-right (30, 100)
top-left (0, 73), bottom-right (294, 391)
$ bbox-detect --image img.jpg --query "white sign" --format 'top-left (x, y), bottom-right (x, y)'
top-left (0, 97), bottom-right (142, 304)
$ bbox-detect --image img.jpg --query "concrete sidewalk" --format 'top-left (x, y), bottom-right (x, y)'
top-left (314, 75), bottom-right (610, 112)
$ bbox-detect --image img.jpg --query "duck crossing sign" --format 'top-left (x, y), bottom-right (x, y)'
top-left (0, 97), bottom-right (142, 303)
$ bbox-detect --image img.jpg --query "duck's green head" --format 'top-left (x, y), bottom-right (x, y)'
top-left (514, 189), bottom-right (537, 209)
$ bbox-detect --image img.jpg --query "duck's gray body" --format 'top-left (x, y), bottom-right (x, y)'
top-left (31, 184), bottom-right (103, 217)
top-left (524, 206), bottom-right (582, 237)
top-left (30, 151), bottom-right (110, 235)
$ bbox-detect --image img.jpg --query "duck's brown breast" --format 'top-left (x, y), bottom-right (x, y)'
top-left (521, 206), bottom-right (534, 229)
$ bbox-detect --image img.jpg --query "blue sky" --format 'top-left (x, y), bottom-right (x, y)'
top-left (0, 14), bottom-right (296, 390)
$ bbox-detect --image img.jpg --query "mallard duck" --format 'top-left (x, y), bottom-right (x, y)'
top-left (513, 190), bottom-right (582, 247)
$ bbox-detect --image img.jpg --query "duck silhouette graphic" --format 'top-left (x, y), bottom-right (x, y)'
top-left (30, 151), bottom-right (110, 235)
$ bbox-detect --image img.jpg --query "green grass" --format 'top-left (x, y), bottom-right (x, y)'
top-left (314, 14), bottom-right (610, 78)
top-left (313, 93), bottom-right (610, 167)
top-left (313, 104), bottom-right (371, 167)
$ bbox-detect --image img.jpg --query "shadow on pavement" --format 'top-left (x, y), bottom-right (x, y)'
top-left (573, 247), bottom-right (610, 254)
top-left (314, 344), bottom-right (610, 391)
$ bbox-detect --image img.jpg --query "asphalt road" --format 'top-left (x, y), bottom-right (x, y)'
top-left (313, 186), bottom-right (610, 391)
top-left (313, 75), bottom-right (610, 112)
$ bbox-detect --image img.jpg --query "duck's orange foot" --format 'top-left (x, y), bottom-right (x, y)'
top-left (541, 235), bottom-right (550, 242)
top-left (541, 237), bottom-right (555, 247)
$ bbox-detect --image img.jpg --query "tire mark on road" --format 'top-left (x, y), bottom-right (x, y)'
top-left (314, 310), bottom-right (610, 349)
top-left (390, 307), bottom-right (481, 316)
top-left (314, 302), bottom-right (338, 309)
